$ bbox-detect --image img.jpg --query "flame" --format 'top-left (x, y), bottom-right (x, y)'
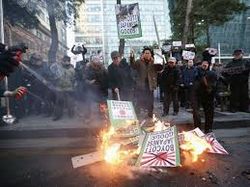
top-left (180, 132), bottom-right (212, 162)
top-left (153, 115), bottom-right (170, 132)
top-left (100, 127), bottom-right (137, 165)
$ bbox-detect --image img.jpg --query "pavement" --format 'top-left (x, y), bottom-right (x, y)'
top-left (0, 100), bottom-right (249, 149)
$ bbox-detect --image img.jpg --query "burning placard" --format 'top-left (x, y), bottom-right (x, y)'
top-left (179, 128), bottom-right (228, 156)
top-left (115, 3), bottom-right (142, 39)
top-left (205, 133), bottom-right (229, 155)
top-left (107, 100), bottom-right (140, 137)
top-left (136, 126), bottom-right (181, 167)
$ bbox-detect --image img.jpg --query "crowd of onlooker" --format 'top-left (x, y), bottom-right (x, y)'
top-left (0, 45), bottom-right (249, 133)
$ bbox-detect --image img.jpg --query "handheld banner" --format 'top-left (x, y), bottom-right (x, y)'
top-left (115, 3), bottom-right (142, 39)
top-left (182, 50), bottom-right (195, 60)
top-left (107, 100), bottom-right (140, 137)
top-left (136, 126), bottom-right (181, 167)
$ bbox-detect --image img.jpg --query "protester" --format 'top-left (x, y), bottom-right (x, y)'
top-left (23, 53), bottom-right (46, 115)
top-left (71, 44), bottom-right (87, 63)
top-left (53, 55), bottom-right (75, 121)
top-left (108, 51), bottom-right (133, 100)
top-left (161, 57), bottom-right (180, 116)
top-left (74, 45), bottom-right (88, 102)
top-left (130, 47), bottom-right (159, 118)
top-left (85, 57), bottom-right (109, 118)
top-left (192, 60), bottom-right (217, 133)
top-left (222, 49), bottom-right (250, 113)
top-left (180, 59), bottom-right (196, 109)
top-left (0, 43), bottom-right (27, 98)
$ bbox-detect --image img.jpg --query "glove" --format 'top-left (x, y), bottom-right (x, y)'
top-left (14, 87), bottom-right (27, 100)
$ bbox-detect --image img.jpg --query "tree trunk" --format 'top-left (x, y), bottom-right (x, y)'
top-left (117, 0), bottom-right (125, 56)
top-left (46, 0), bottom-right (58, 63)
top-left (182, 0), bottom-right (193, 45)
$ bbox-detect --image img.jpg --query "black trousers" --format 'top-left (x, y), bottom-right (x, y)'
top-left (135, 88), bottom-right (154, 117)
top-left (230, 82), bottom-right (249, 112)
top-left (192, 92), bottom-right (214, 133)
top-left (54, 91), bottom-right (75, 118)
top-left (163, 89), bottom-right (179, 114)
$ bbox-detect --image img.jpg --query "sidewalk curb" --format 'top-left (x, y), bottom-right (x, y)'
top-left (0, 119), bottom-right (249, 140)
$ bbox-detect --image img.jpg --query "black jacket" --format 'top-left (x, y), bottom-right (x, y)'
top-left (108, 59), bottom-right (133, 90)
top-left (161, 66), bottom-right (180, 90)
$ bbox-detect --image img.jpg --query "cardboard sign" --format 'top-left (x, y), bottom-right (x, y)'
top-left (172, 41), bottom-right (182, 47)
top-left (205, 133), bottom-right (229, 154)
top-left (185, 43), bottom-right (195, 48)
top-left (107, 100), bottom-right (140, 137)
top-left (71, 151), bottom-right (102, 168)
top-left (179, 128), bottom-right (228, 155)
top-left (182, 50), bottom-right (195, 60)
top-left (115, 3), bottom-right (142, 39)
top-left (136, 126), bottom-right (181, 167)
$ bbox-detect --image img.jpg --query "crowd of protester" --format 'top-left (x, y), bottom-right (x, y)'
top-left (1, 44), bottom-right (249, 133)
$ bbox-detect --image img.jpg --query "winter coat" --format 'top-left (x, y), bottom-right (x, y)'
top-left (222, 58), bottom-right (250, 86)
top-left (130, 58), bottom-right (157, 91)
top-left (57, 64), bottom-right (75, 91)
top-left (193, 67), bottom-right (217, 97)
top-left (161, 66), bottom-right (180, 91)
top-left (181, 66), bottom-right (196, 87)
top-left (108, 59), bottom-right (134, 90)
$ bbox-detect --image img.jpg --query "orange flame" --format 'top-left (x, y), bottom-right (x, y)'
top-left (100, 127), bottom-right (137, 165)
top-left (180, 132), bottom-right (212, 162)
top-left (153, 115), bottom-right (170, 132)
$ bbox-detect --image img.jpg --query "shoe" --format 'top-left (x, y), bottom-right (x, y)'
top-left (173, 112), bottom-right (178, 116)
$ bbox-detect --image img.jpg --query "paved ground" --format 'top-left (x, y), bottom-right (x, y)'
top-left (0, 128), bottom-right (249, 187)
top-left (0, 101), bottom-right (249, 186)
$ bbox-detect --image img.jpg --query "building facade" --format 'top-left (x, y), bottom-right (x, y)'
top-left (209, 0), bottom-right (250, 55)
top-left (3, 1), bottom-right (68, 62)
top-left (74, 0), bottom-right (171, 65)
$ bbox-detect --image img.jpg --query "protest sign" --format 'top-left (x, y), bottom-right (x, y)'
top-left (205, 133), bottom-right (229, 154)
top-left (179, 128), bottom-right (228, 155)
top-left (136, 126), bottom-right (180, 167)
top-left (115, 3), bottom-right (142, 39)
top-left (107, 100), bottom-right (140, 137)
top-left (185, 43), bottom-right (195, 48)
top-left (182, 50), bottom-right (195, 60)
top-left (172, 41), bottom-right (182, 47)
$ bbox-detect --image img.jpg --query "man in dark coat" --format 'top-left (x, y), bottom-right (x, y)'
top-left (161, 57), bottom-right (180, 116)
top-left (192, 60), bottom-right (217, 133)
top-left (222, 49), bottom-right (250, 112)
top-left (108, 51), bottom-right (133, 101)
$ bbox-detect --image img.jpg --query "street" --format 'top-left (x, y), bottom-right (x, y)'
top-left (0, 127), bottom-right (249, 187)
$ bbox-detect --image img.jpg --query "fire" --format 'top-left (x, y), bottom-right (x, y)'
top-left (153, 115), bottom-right (170, 132)
top-left (180, 132), bottom-right (212, 162)
top-left (100, 127), bottom-right (136, 165)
